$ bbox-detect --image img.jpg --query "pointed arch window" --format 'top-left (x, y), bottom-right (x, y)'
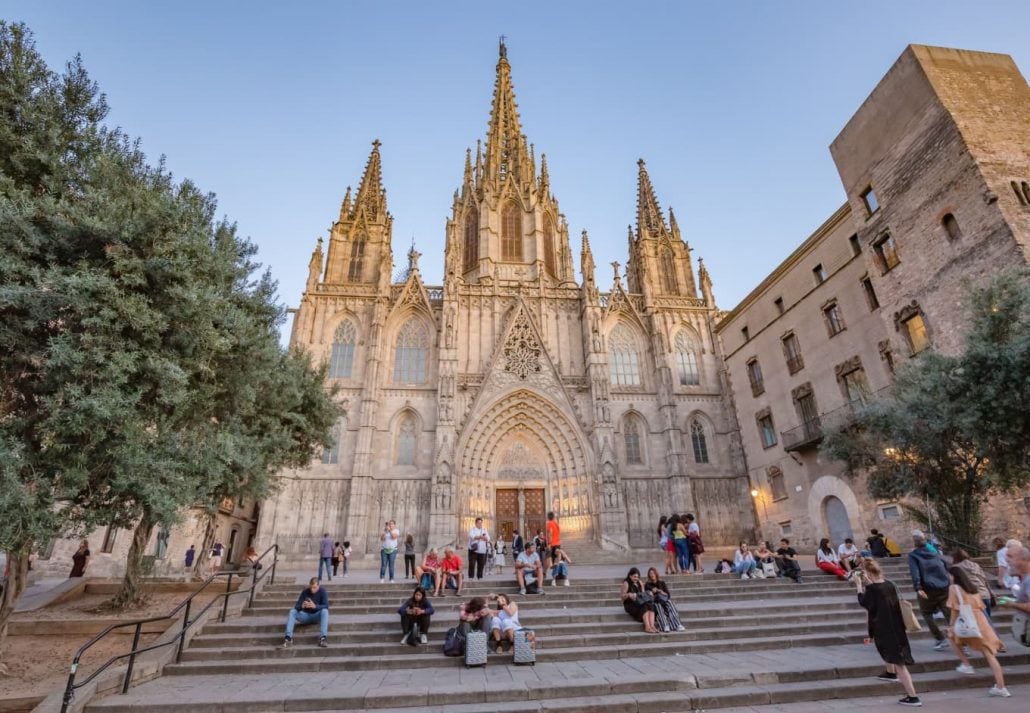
top-left (396, 412), bottom-right (417, 466)
top-left (675, 331), bottom-right (700, 386)
top-left (502, 202), bottom-right (522, 261)
top-left (463, 208), bottom-right (479, 273)
top-left (328, 321), bottom-right (357, 378)
top-left (608, 324), bottom-right (641, 387)
top-left (393, 319), bottom-right (429, 383)
top-left (347, 237), bottom-right (366, 281)
top-left (690, 418), bottom-right (709, 464)
top-left (542, 215), bottom-right (556, 276)
top-left (624, 415), bottom-right (644, 465)
top-left (660, 247), bottom-right (678, 294)
top-left (322, 417), bottom-right (344, 464)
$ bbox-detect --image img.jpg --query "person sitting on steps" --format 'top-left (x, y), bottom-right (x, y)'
top-left (775, 538), bottom-right (803, 583)
top-left (440, 547), bottom-right (464, 596)
top-left (489, 593), bottom-right (522, 653)
top-left (279, 577), bottom-right (329, 649)
top-left (515, 541), bottom-right (545, 595)
top-left (816, 538), bottom-right (849, 580)
top-left (549, 545), bottom-right (572, 586)
top-left (621, 567), bottom-right (659, 633)
top-left (459, 596), bottom-right (493, 634)
top-left (644, 567), bottom-right (685, 632)
top-left (398, 585), bottom-right (434, 646)
top-left (733, 541), bottom-right (758, 579)
top-left (416, 548), bottom-right (442, 595)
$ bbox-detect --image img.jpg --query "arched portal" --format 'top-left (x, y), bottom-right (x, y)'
top-left (457, 388), bottom-right (595, 542)
top-left (823, 495), bottom-right (854, 545)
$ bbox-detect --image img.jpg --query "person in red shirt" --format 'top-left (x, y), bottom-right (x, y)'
top-left (545, 512), bottom-right (561, 581)
top-left (440, 547), bottom-right (464, 595)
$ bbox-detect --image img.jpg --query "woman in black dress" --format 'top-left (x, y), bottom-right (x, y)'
top-left (620, 567), bottom-right (658, 633)
top-left (855, 558), bottom-right (921, 707)
top-left (645, 567), bottom-right (685, 632)
top-left (69, 539), bottom-right (90, 578)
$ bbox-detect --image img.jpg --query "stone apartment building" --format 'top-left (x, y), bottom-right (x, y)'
top-left (717, 45), bottom-right (1030, 550)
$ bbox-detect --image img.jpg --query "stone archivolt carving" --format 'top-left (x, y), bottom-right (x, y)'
top-left (503, 311), bottom-right (543, 379)
top-left (833, 355), bottom-right (863, 378)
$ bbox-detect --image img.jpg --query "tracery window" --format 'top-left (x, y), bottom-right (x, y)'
top-left (660, 247), bottom-right (677, 294)
top-left (690, 418), bottom-right (709, 464)
top-left (502, 201), bottom-right (522, 261)
top-left (328, 321), bottom-right (357, 378)
top-left (608, 324), bottom-right (641, 387)
top-left (543, 215), bottom-right (556, 276)
top-left (675, 331), bottom-right (700, 385)
top-left (396, 412), bottom-right (417, 466)
top-left (347, 237), bottom-right (365, 281)
top-left (624, 416), bottom-right (643, 465)
top-left (463, 208), bottom-right (479, 273)
top-left (322, 418), bottom-right (342, 464)
top-left (393, 318), bottom-right (428, 383)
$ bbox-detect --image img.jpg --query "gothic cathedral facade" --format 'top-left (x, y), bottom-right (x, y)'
top-left (256, 44), bottom-right (755, 561)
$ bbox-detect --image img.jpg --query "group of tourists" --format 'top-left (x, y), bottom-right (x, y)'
top-left (316, 533), bottom-right (352, 581)
top-left (657, 513), bottom-right (704, 575)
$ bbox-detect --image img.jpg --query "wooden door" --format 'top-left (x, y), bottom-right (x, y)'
top-left (524, 488), bottom-right (546, 544)
top-left (495, 489), bottom-right (519, 543)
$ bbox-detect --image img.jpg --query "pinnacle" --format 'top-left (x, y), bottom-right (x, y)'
top-left (353, 140), bottom-right (386, 219)
top-left (636, 158), bottom-right (668, 238)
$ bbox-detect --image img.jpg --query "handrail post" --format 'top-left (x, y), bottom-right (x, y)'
top-left (176, 598), bottom-right (192, 663)
top-left (220, 573), bottom-right (233, 623)
top-left (121, 622), bottom-right (143, 694)
top-left (60, 659), bottom-right (79, 713)
top-left (270, 545), bottom-right (278, 585)
top-left (249, 565), bottom-right (259, 608)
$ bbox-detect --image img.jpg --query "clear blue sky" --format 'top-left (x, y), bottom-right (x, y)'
top-left (7, 2), bottom-right (1030, 340)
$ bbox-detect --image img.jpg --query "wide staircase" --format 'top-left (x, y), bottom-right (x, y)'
top-left (86, 560), bottom-right (1027, 712)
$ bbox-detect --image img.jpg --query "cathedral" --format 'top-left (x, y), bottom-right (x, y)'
top-left (256, 41), bottom-right (755, 562)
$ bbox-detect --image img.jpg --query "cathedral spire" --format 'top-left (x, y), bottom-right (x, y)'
top-left (340, 186), bottom-right (352, 220)
top-left (354, 139), bottom-right (387, 220)
top-left (462, 147), bottom-right (474, 196)
top-left (483, 41), bottom-right (530, 187)
top-left (539, 152), bottom-right (550, 194)
top-left (636, 159), bottom-right (668, 238)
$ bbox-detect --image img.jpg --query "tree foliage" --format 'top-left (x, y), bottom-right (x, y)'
top-left (822, 269), bottom-right (1030, 548)
top-left (0, 21), bottom-right (338, 653)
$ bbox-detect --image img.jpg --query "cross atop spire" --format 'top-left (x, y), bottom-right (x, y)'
top-left (636, 158), bottom-right (669, 239)
top-left (499, 34), bottom-right (507, 58)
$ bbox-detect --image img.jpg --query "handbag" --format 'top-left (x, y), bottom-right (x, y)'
top-left (442, 626), bottom-right (465, 656)
top-left (951, 587), bottom-right (983, 639)
top-left (688, 532), bottom-right (705, 554)
top-left (419, 572), bottom-right (434, 590)
top-left (891, 582), bottom-right (922, 633)
top-left (761, 561), bottom-right (777, 577)
top-left (635, 591), bottom-right (654, 605)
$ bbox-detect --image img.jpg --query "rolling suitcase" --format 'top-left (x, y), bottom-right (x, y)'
top-left (465, 628), bottom-right (488, 667)
top-left (513, 628), bottom-right (536, 665)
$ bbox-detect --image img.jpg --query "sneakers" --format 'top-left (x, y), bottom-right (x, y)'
top-left (933, 639), bottom-right (950, 651)
top-left (380, 578), bottom-right (385, 584)
top-left (420, 633), bottom-right (428, 645)
top-left (876, 671), bottom-right (899, 682)
top-left (956, 663), bottom-right (975, 675)
top-left (389, 579), bottom-right (395, 584)
top-left (400, 633), bottom-right (410, 645)
top-left (988, 686), bottom-right (1011, 698)
top-left (519, 588), bottom-right (526, 595)
top-left (676, 625), bottom-right (686, 632)
top-left (898, 695), bottom-right (922, 707)
top-left (318, 636), bottom-right (328, 648)
top-left (279, 637), bottom-right (293, 649)
top-left (564, 579), bottom-right (570, 586)
top-left (741, 573), bottom-right (749, 580)
top-left (551, 579), bottom-right (557, 587)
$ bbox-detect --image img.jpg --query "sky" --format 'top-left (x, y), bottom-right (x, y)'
top-left (6, 2), bottom-right (1030, 341)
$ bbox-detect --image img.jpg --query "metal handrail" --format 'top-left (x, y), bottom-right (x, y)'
top-left (60, 543), bottom-right (278, 713)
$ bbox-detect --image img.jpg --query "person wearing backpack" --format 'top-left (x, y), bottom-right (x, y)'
top-left (907, 530), bottom-right (952, 651)
top-left (398, 585), bottom-right (434, 646)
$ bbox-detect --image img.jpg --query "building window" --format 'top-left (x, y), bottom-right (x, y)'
top-left (154, 528), bottom-right (170, 559)
top-left (101, 525), bottom-right (117, 554)
top-left (675, 331), bottom-right (700, 386)
top-left (741, 326), bottom-right (750, 342)
top-left (837, 358), bottom-right (872, 405)
top-left (823, 301), bottom-right (846, 337)
top-left (795, 391), bottom-right (819, 428)
top-left (942, 213), bottom-right (961, 241)
top-left (812, 263), bottom-right (826, 285)
top-left (781, 332), bottom-right (804, 374)
top-left (501, 201), bottom-right (522, 261)
top-left (746, 358), bottom-right (764, 397)
top-left (774, 297), bottom-right (784, 315)
top-left (780, 521), bottom-right (793, 536)
top-left (756, 410), bottom-right (777, 448)
top-left (848, 234), bottom-right (861, 257)
top-left (861, 276), bottom-right (880, 311)
top-left (543, 215), bottom-right (556, 276)
top-left (768, 467), bottom-right (788, 501)
top-left (393, 318), bottom-right (429, 383)
top-left (660, 246), bottom-right (678, 294)
top-left (873, 232), bottom-right (900, 272)
top-left (608, 324), bottom-right (641, 387)
top-left (861, 186), bottom-right (879, 215)
top-left (328, 321), bottom-right (357, 378)
top-left (322, 418), bottom-right (342, 464)
top-left (463, 208), bottom-right (479, 272)
top-left (879, 504), bottom-right (902, 521)
top-left (624, 416), bottom-right (643, 465)
top-left (690, 419), bottom-right (709, 464)
top-left (878, 340), bottom-right (896, 376)
top-left (1013, 181), bottom-right (1026, 206)
top-left (902, 312), bottom-right (930, 354)
top-left (396, 412), bottom-right (417, 466)
top-left (347, 238), bottom-right (365, 282)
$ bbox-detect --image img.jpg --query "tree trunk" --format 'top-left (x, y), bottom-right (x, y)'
top-left (105, 512), bottom-right (156, 610)
top-left (190, 510), bottom-right (217, 579)
top-left (0, 547), bottom-right (31, 676)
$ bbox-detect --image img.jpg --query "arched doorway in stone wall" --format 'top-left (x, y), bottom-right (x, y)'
top-left (456, 388), bottom-right (596, 543)
top-left (823, 495), bottom-right (854, 546)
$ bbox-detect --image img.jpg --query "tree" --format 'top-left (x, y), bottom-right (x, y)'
top-left (823, 270), bottom-right (1030, 548)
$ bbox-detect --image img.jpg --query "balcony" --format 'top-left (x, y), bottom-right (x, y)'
top-left (781, 418), bottom-right (822, 452)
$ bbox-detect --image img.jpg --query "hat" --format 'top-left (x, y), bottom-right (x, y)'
top-left (911, 529), bottom-right (925, 539)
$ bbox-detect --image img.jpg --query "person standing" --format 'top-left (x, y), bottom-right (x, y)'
top-left (511, 529), bottom-right (524, 559)
top-left (403, 534), bottom-right (417, 579)
top-left (341, 540), bottom-right (351, 577)
top-left (467, 517), bottom-right (490, 581)
top-left (854, 558), bottom-right (921, 707)
top-left (545, 512), bottom-right (561, 581)
top-left (69, 539), bottom-right (91, 578)
top-left (946, 565), bottom-right (1009, 698)
top-left (685, 513), bottom-right (704, 572)
top-left (331, 541), bottom-right (342, 577)
top-left (210, 541), bottom-right (224, 573)
top-left (907, 530), bottom-right (951, 651)
top-left (318, 532), bottom-right (333, 581)
top-left (184, 545), bottom-right (196, 576)
top-left (493, 537), bottom-right (506, 576)
top-left (380, 520), bottom-right (400, 584)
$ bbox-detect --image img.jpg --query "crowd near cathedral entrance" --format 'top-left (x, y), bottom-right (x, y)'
top-left (256, 40), bottom-right (756, 565)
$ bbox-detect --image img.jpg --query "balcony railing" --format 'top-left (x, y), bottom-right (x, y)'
top-left (781, 417), bottom-right (822, 452)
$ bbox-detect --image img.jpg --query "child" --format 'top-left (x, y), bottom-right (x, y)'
top-left (342, 540), bottom-right (352, 577)
top-left (404, 534), bottom-right (416, 579)
top-left (493, 537), bottom-right (506, 575)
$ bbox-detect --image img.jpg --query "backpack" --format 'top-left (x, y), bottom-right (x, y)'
top-left (884, 537), bottom-right (902, 556)
top-left (443, 626), bottom-right (466, 657)
top-left (419, 572), bottom-right (434, 590)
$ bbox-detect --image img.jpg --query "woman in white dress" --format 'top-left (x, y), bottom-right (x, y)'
top-left (493, 538), bottom-right (506, 575)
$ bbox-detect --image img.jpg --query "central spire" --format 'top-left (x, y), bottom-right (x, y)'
top-left (483, 40), bottom-right (530, 187)
top-left (636, 159), bottom-right (669, 239)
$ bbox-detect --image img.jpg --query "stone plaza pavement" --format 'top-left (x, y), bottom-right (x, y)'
top-left (76, 557), bottom-right (1028, 713)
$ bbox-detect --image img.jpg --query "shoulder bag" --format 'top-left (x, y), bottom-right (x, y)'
top-left (952, 586), bottom-right (984, 639)
top-left (891, 581), bottom-right (922, 633)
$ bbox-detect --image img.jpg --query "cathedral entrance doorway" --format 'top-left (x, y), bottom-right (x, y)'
top-left (495, 487), bottom-right (546, 543)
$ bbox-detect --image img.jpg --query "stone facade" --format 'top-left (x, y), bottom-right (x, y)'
top-left (258, 42), bottom-right (753, 566)
top-left (717, 45), bottom-right (1030, 550)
